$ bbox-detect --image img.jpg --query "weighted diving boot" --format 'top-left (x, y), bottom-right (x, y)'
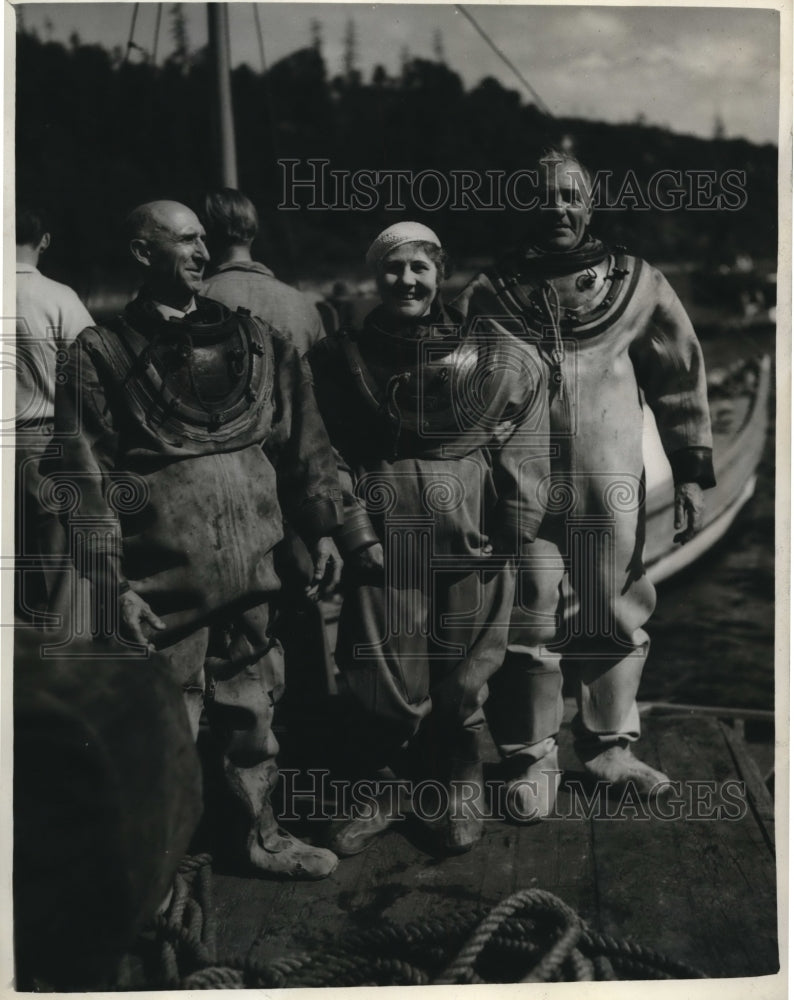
top-left (328, 769), bottom-right (408, 857)
top-left (502, 745), bottom-right (562, 823)
top-left (444, 756), bottom-right (486, 854)
top-left (580, 739), bottom-right (671, 796)
top-left (248, 808), bottom-right (339, 879)
top-left (227, 758), bottom-right (338, 880)
top-left (328, 795), bottom-right (397, 857)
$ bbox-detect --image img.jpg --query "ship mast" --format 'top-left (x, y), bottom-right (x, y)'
top-left (207, 3), bottom-right (239, 187)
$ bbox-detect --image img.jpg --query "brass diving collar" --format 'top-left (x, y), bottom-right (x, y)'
top-left (517, 235), bottom-right (610, 278)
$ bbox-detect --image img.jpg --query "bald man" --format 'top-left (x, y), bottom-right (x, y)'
top-left (56, 200), bottom-right (344, 879)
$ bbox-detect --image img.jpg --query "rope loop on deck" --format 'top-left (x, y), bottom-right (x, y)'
top-left (435, 888), bottom-right (584, 984)
top-left (120, 854), bottom-right (708, 988)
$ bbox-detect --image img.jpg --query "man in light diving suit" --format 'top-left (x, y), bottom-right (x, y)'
top-left (455, 151), bottom-right (715, 819)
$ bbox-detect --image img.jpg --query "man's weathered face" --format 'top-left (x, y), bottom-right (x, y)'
top-left (142, 206), bottom-right (210, 296)
top-left (534, 160), bottom-right (593, 252)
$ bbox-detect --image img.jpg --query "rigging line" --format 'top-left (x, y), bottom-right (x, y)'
top-left (152, 4), bottom-right (163, 65)
top-left (123, 2), bottom-right (140, 65)
top-left (252, 3), bottom-right (268, 73)
top-left (454, 4), bottom-right (553, 117)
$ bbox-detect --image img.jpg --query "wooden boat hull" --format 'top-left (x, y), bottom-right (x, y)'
top-left (642, 354), bottom-right (771, 584)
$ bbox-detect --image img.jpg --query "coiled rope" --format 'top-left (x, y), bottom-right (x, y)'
top-left (118, 854), bottom-right (707, 988)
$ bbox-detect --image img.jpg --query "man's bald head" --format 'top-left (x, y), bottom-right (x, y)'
top-left (126, 200), bottom-right (199, 244)
top-left (126, 200), bottom-right (210, 308)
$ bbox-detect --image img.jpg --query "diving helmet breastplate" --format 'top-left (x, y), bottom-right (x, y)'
top-left (106, 304), bottom-right (275, 444)
top-left (147, 320), bottom-right (255, 412)
top-left (343, 329), bottom-right (504, 443)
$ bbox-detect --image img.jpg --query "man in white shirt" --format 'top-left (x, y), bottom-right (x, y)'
top-left (15, 205), bottom-right (93, 620)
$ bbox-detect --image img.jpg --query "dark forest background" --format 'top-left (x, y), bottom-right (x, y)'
top-left (16, 23), bottom-right (778, 298)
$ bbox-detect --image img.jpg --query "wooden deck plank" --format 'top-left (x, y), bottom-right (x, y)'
top-left (719, 719), bottom-right (775, 847)
top-left (588, 715), bottom-right (778, 978)
top-left (511, 724), bottom-right (602, 924)
top-left (209, 713), bottom-right (778, 980)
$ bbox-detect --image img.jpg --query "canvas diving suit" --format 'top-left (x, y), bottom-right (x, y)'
top-left (455, 250), bottom-right (715, 761)
top-left (55, 294), bottom-right (343, 857)
top-left (310, 302), bottom-right (549, 771)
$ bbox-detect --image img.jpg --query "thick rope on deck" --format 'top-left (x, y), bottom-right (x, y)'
top-left (119, 854), bottom-right (707, 988)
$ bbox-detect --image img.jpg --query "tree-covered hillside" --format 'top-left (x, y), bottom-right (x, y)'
top-left (16, 29), bottom-right (777, 292)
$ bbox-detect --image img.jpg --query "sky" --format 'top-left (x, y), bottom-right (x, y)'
top-left (16, 3), bottom-right (781, 145)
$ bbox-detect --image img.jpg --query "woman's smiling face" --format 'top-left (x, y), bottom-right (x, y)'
top-left (376, 244), bottom-right (439, 320)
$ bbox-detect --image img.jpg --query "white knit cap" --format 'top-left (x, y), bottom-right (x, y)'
top-left (365, 222), bottom-right (442, 267)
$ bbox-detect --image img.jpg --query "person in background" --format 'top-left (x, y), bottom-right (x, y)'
top-left (201, 188), bottom-right (338, 711)
top-left (455, 150), bottom-right (715, 819)
top-left (310, 222), bottom-right (549, 855)
top-left (56, 199), bottom-right (343, 880)
top-left (201, 188), bottom-right (324, 356)
top-left (15, 204), bottom-right (93, 621)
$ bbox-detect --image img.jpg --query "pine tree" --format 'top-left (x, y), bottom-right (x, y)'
top-left (310, 19), bottom-right (323, 54)
top-left (432, 29), bottom-right (445, 63)
top-left (343, 19), bottom-right (357, 77)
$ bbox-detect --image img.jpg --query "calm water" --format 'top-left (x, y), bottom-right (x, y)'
top-left (642, 325), bottom-right (776, 712)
